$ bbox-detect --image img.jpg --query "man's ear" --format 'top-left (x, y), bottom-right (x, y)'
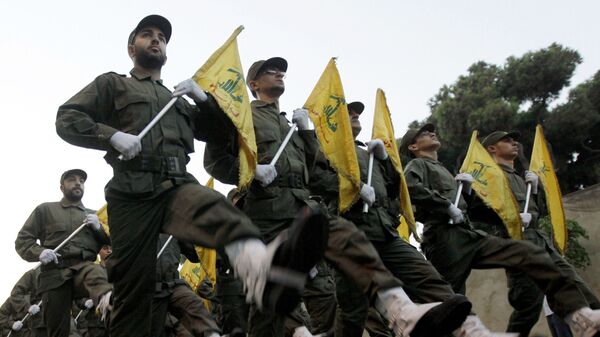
top-left (249, 80), bottom-right (259, 93)
top-left (486, 145), bottom-right (497, 155)
top-left (127, 44), bottom-right (135, 59)
top-left (408, 143), bottom-right (418, 153)
top-left (60, 184), bottom-right (65, 193)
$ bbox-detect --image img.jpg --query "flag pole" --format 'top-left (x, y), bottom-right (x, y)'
top-left (362, 152), bottom-right (375, 213)
top-left (7, 299), bottom-right (43, 337)
top-left (33, 222), bottom-right (87, 270)
top-left (118, 97), bottom-right (178, 160)
top-left (269, 123), bottom-right (297, 166)
top-left (523, 183), bottom-right (532, 213)
top-left (157, 235), bottom-right (174, 259)
top-left (448, 182), bottom-right (464, 224)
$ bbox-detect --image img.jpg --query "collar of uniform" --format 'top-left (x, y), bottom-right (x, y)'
top-left (251, 99), bottom-right (280, 111)
top-left (419, 156), bottom-right (441, 165)
top-left (130, 68), bottom-right (163, 84)
top-left (60, 198), bottom-right (86, 210)
top-left (497, 163), bottom-right (515, 173)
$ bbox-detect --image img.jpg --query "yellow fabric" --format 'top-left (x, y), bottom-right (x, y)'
top-left (398, 217), bottom-right (410, 242)
top-left (460, 131), bottom-right (523, 239)
top-left (304, 58), bottom-right (360, 213)
top-left (192, 26), bottom-right (257, 190)
top-left (371, 89), bottom-right (418, 241)
top-left (530, 125), bottom-right (567, 252)
top-left (97, 204), bottom-right (110, 236)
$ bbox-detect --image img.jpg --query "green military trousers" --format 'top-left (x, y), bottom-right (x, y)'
top-left (106, 183), bottom-right (261, 337)
top-left (335, 236), bottom-right (455, 337)
top-left (41, 262), bottom-right (111, 337)
top-left (421, 224), bottom-right (591, 318)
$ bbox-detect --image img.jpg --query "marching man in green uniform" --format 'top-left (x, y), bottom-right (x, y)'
top-left (313, 102), bottom-right (508, 337)
top-left (15, 169), bottom-right (113, 337)
top-left (204, 56), bottom-right (473, 337)
top-left (0, 269), bottom-right (43, 337)
top-left (401, 123), bottom-right (600, 337)
top-left (469, 131), bottom-right (600, 337)
top-left (56, 15), bottom-right (327, 337)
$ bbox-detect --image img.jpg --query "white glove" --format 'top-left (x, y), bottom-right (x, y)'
top-left (520, 212), bottom-right (532, 228)
top-left (12, 321), bottom-right (23, 331)
top-left (110, 131), bottom-right (141, 161)
top-left (293, 326), bottom-right (315, 337)
top-left (28, 304), bottom-right (40, 315)
top-left (39, 249), bottom-right (60, 265)
top-left (85, 214), bottom-right (101, 231)
top-left (84, 298), bottom-right (94, 309)
top-left (446, 204), bottom-right (465, 224)
top-left (367, 139), bottom-right (388, 160)
top-left (455, 173), bottom-right (475, 194)
top-left (525, 171), bottom-right (539, 194)
top-left (255, 164), bottom-right (277, 186)
top-left (360, 184), bottom-right (376, 206)
top-left (292, 108), bottom-right (310, 130)
top-left (173, 78), bottom-right (208, 103)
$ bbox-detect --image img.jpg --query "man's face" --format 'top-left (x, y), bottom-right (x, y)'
top-left (128, 26), bottom-right (167, 70)
top-left (349, 109), bottom-right (362, 138)
top-left (409, 130), bottom-right (441, 155)
top-left (60, 174), bottom-right (85, 202)
top-left (488, 137), bottom-right (519, 160)
top-left (250, 68), bottom-right (286, 98)
top-left (99, 245), bottom-right (112, 261)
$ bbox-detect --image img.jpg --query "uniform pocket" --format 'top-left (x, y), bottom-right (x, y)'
top-left (44, 222), bottom-right (69, 247)
top-left (114, 93), bottom-right (155, 132)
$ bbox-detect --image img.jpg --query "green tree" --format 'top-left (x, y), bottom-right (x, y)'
top-left (539, 217), bottom-right (591, 270)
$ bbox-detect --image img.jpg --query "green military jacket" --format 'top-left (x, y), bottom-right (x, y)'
top-left (15, 199), bottom-right (109, 293)
top-left (204, 100), bottom-right (319, 225)
top-left (404, 157), bottom-right (467, 227)
top-left (468, 163), bottom-right (544, 236)
top-left (0, 269), bottom-right (44, 334)
top-left (56, 69), bottom-right (230, 199)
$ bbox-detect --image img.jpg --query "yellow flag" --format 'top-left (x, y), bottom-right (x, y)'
top-left (192, 26), bottom-right (257, 190)
top-left (460, 131), bottom-right (523, 239)
top-left (304, 58), bottom-right (360, 213)
top-left (97, 204), bottom-right (110, 236)
top-left (371, 89), bottom-right (418, 241)
top-left (530, 125), bottom-right (567, 252)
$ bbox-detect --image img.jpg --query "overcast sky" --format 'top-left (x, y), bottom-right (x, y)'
top-left (0, 0), bottom-right (598, 299)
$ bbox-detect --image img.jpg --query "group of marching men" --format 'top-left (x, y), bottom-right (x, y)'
top-left (3, 13), bottom-right (599, 337)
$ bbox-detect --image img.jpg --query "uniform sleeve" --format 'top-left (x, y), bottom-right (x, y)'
top-left (379, 158), bottom-right (401, 200)
top-left (307, 151), bottom-right (339, 204)
top-left (404, 160), bottom-right (452, 213)
top-left (191, 94), bottom-right (238, 143)
top-left (56, 73), bottom-right (120, 151)
top-left (9, 271), bottom-right (34, 315)
top-left (0, 299), bottom-right (13, 330)
top-left (15, 206), bottom-right (46, 262)
top-left (203, 133), bottom-right (241, 186)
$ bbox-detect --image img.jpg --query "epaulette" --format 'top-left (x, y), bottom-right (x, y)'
top-left (102, 71), bottom-right (127, 77)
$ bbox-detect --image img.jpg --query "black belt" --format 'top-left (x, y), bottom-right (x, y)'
top-left (276, 174), bottom-right (304, 188)
top-left (112, 155), bottom-right (187, 177)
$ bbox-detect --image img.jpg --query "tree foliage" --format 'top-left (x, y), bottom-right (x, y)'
top-left (412, 43), bottom-right (599, 192)
top-left (539, 217), bottom-right (591, 270)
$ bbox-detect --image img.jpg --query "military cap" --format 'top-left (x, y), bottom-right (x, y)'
top-left (128, 15), bottom-right (172, 45)
top-left (399, 123), bottom-right (435, 158)
top-left (481, 130), bottom-right (521, 148)
top-left (60, 169), bottom-right (87, 184)
top-left (246, 57), bottom-right (288, 98)
top-left (347, 101), bottom-right (365, 114)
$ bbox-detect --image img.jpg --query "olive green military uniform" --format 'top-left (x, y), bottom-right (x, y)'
top-left (404, 156), bottom-right (593, 318)
top-left (15, 199), bottom-right (112, 337)
top-left (469, 163), bottom-right (600, 336)
top-left (72, 298), bottom-right (107, 337)
top-left (0, 269), bottom-right (44, 337)
top-left (152, 234), bottom-right (220, 337)
top-left (56, 69), bottom-right (262, 337)
top-left (311, 142), bottom-right (454, 337)
top-left (205, 100), bottom-right (402, 336)
top-left (214, 254), bottom-right (249, 334)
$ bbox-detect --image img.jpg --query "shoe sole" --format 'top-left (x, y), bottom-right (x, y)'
top-left (411, 294), bottom-right (472, 337)
top-left (264, 205), bottom-right (329, 313)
